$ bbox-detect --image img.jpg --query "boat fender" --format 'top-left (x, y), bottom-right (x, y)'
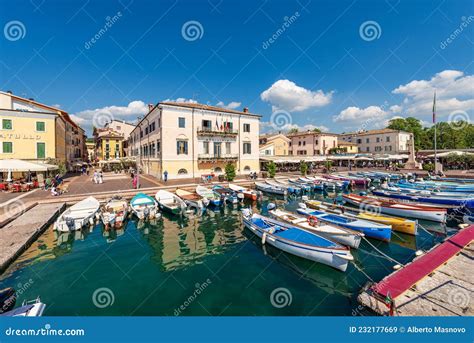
top-left (297, 202), bottom-right (307, 209)
top-left (359, 191), bottom-right (367, 196)
top-left (267, 203), bottom-right (276, 211)
top-left (262, 232), bottom-right (267, 245)
top-left (415, 250), bottom-right (424, 256)
top-left (307, 215), bottom-right (318, 227)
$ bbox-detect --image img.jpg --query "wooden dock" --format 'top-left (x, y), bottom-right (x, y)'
top-left (0, 202), bottom-right (65, 273)
top-left (358, 225), bottom-right (473, 316)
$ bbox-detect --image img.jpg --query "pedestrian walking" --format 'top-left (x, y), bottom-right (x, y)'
top-left (164, 170), bottom-right (168, 182)
top-left (93, 170), bottom-right (98, 184)
top-left (99, 171), bottom-right (103, 184)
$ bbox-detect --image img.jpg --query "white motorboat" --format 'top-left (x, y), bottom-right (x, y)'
top-left (155, 190), bottom-right (187, 215)
top-left (100, 196), bottom-right (129, 228)
top-left (175, 188), bottom-right (208, 213)
top-left (54, 196), bottom-right (100, 232)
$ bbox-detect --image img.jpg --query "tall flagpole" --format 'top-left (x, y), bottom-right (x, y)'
top-left (433, 91), bottom-right (437, 173)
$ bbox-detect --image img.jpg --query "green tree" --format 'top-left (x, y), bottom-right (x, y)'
top-left (267, 161), bottom-right (277, 178)
top-left (312, 127), bottom-right (321, 133)
top-left (387, 117), bottom-right (426, 150)
top-left (288, 128), bottom-right (299, 134)
top-left (300, 160), bottom-right (308, 175)
top-left (224, 163), bottom-right (236, 181)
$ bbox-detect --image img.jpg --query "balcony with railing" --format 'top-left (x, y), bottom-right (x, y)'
top-left (198, 153), bottom-right (238, 162)
top-left (197, 127), bottom-right (238, 137)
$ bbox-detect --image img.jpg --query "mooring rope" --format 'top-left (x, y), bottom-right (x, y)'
top-left (351, 260), bottom-right (375, 283)
top-left (417, 223), bottom-right (435, 236)
top-left (391, 231), bottom-right (407, 242)
top-left (362, 237), bottom-right (404, 266)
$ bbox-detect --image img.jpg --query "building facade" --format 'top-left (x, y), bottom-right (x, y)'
top-left (94, 128), bottom-right (124, 161)
top-left (259, 133), bottom-right (290, 156)
top-left (0, 91), bottom-right (86, 168)
top-left (105, 119), bottom-right (135, 156)
top-left (335, 141), bottom-right (358, 154)
top-left (129, 102), bottom-right (260, 180)
top-left (288, 131), bottom-right (338, 156)
top-left (339, 129), bottom-right (412, 154)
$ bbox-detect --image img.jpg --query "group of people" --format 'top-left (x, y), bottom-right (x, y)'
top-left (92, 170), bottom-right (104, 184)
top-left (46, 174), bottom-right (64, 196)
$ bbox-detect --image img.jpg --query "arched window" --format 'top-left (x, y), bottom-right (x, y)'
top-left (178, 168), bottom-right (188, 175)
top-left (244, 166), bottom-right (251, 171)
top-left (214, 167), bottom-right (222, 173)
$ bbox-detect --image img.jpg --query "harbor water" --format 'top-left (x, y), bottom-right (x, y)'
top-left (0, 192), bottom-right (456, 316)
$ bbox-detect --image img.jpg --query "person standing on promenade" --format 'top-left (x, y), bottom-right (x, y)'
top-left (99, 171), bottom-right (103, 184)
top-left (93, 170), bottom-right (98, 184)
top-left (164, 170), bottom-right (168, 183)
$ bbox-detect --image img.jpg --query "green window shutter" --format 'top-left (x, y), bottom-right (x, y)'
top-left (2, 119), bottom-right (12, 130)
top-left (36, 121), bottom-right (45, 131)
top-left (37, 142), bottom-right (46, 158)
top-left (3, 142), bottom-right (12, 153)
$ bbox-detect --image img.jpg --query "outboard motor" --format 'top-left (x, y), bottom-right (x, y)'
top-left (266, 203), bottom-right (276, 211)
top-left (241, 208), bottom-right (252, 218)
top-left (66, 217), bottom-right (75, 230)
top-left (144, 207), bottom-right (150, 218)
top-left (369, 186), bottom-right (376, 192)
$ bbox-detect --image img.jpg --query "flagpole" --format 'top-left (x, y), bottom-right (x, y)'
top-left (433, 91), bottom-right (438, 173)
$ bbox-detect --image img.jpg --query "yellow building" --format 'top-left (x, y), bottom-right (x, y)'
top-left (259, 133), bottom-right (290, 156)
top-left (94, 128), bottom-right (124, 161)
top-left (337, 141), bottom-right (358, 154)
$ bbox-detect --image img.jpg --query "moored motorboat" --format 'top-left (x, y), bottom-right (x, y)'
top-left (254, 181), bottom-right (287, 195)
top-left (342, 193), bottom-right (447, 223)
top-left (228, 183), bottom-right (260, 201)
top-left (100, 196), bottom-right (129, 228)
top-left (155, 190), bottom-right (187, 215)
top-left (54, 196), bottom-right (100, 232)
top-left (279, 179), bottom-right (312, 192)
top-left (241, 210), bottom-right (353, 272)
top-left (130, 193), bottom-right (159, 220)
top-left (268, 208), bottom-right (363, 248)
top-left (175, 188), bottom-right (208, 213)
top-left (1, 298), bottom-right (46, 317)
top-left (196, 185), bottom-right (221, 207)
top-left (213, 185), bottom-right (240, 203)
top-left (266, 179), bottom-right (301, 194)
top-left (297, 203), bottom-right (392, 241)
top-left (372, 189), bottom-right (474, 209)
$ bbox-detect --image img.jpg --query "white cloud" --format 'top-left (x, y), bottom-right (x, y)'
top-left (333, 105), bottom-right (388, 122)
top-left (392, 69), bottom-right (474, 117)
top-left (216, 101), bottom-right (242, 110)
top-left (389, 105), bottom-right (402, 113)
top-left (260, 79), bottom-right (333, 112)
top-left (260, 121), bottom-right (329, 134)
top-left (162, 98), bottom-right (197, 104)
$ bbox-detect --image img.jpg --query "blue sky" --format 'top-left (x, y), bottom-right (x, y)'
top-left (1, 0), bottom-right (473, 135)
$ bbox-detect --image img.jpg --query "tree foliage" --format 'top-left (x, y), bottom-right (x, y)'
top-left (300, 160), bottom-right (308, 175)
top-left (267, 161), bottom-right (277, 178)
top-left (225, 163), bottom-right (236, 181)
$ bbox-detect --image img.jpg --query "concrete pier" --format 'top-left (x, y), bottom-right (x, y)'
top-left (0, 202), bottom-right (65, 273)
top-left (358, 225), bottom-right (474, 316)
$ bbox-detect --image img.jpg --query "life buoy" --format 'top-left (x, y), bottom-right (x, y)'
top-left (307, 215), bottom-right (318, 227)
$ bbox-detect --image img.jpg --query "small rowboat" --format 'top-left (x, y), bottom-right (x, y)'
top-left (269, 208), bottom-right (363, 248)
top-left (176, 189), bottom-right (208, 212)
top-left (196, 185), bottom-right (221, 207)
top-left (255, 181), bottom-right (287, 195)
top-left (130, 193), bottom-right (159, 220)
top-left (297, 204), bottom-right (392, 242)
top-left (54, 196), bottom-right (100, 232)
top-left (342, 194), bottom-right (447, 223)
top-left (284, 179), bottom-right (312, 192)
top-left (305, 200), bottom-right (417, 236)
top-left (297, 177), bottom-right (325, 190)
top-left (396, 180), bottom-right (474, 193)
top-left (241, 210), bottom-right (353, 272)
top-left (100, 196), bottom-right (129, 228)
top-left (213, 185), bottom-right (240, 203)
top-left (155, 190), bottom-right (187, 215)
top-left (266, 179), bottom-right (301, 194)
top-left (228, 183), bottom-right (260, 201)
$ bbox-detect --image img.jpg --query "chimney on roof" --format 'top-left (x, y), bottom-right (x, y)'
top-left (243, 107), bottom-right (249, 113)
top-left (6, 90), bottom-right (12, 94)
top-left (148, 104), bottom-right (154, 111)
top-left (28, 98), bottom-right (34, 101)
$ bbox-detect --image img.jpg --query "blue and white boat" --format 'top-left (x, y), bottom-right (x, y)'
top-left (255, 181), bottom-right (287, 195)
top-left (294, 177), bottom-right (325, 190)
top-left (241, 210), bottom-right (353, 272)
top-left (266, 179), bottom-right (301, 194)
top-left (372, 189), bottom-right (474, 209)
top-left (213, 185), bottom-right (239, 204)
top-left (296, 204), bottom-right (392, 242)
top-left (196, 185), bottom-right (221, 207)
top-left (130, 193), bottom-right (160, 220)
top-left (281, 179), bottom-right (312, 192)
top-left (396, 180), bottom-right (474, 193)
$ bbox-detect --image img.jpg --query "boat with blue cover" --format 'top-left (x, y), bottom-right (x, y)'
top-left (293, 177), bottom-right (325, 190)
top-left (255, 181), bottom-right (287, 195)
top-left (213, 185), bottom-right (240, 204)
top-left (241, 210), bottom-right (353, 272)
top-left (196, 185), bottom-right (222, 207)
top-left (372, 189), bottom-right (474, 209)
top-left (280, 178), bottom-right (312, 192)
top-left (296, 203), bottom-right (392, 242)
top-left (130, 193), bottom-right (159, 220)
top-left (266, 179), bottom-right (301, 194)
top-left (395, 180), bottom-right (474, 193)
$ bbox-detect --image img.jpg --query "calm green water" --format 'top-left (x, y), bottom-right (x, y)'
top-left (0, 191), bottom-right (456, 316)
